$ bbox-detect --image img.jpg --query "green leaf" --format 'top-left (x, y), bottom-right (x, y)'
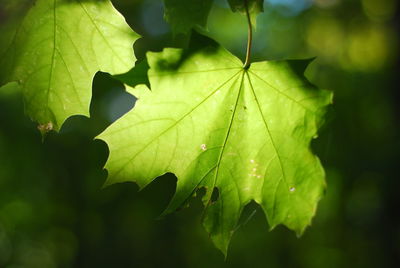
top-left (98, 38), bottom-right (332, 254)
top-left (163, 0), bottom-right (213, 34)
top-left (0, 0), bottom-right (139, 130)
top-left (228, 0), bottom-right (263, 26)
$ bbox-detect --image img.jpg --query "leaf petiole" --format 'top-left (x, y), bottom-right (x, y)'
top-left (243, 0), bottom-right (253, 69)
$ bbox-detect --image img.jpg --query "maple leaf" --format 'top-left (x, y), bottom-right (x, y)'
top-left (98, 35), bottom-right (332, 254)
top-left (0, 0), bottom-right (139, 130)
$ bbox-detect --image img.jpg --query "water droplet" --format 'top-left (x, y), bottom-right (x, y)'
top-left (200, 144), bottom-right (207, 151)
top-left (289, 187), bottom-right (296, 192)
top-left (250, 159), bottom-right (255, 163)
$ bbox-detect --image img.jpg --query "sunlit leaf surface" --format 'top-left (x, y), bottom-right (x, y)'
top-left (0, 0), bottom-right (139, 129)
top-left (98, 37), bottom-right (332, 254)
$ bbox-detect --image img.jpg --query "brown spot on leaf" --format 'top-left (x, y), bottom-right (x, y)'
top-left (37, 122), bottom-right (53, 134)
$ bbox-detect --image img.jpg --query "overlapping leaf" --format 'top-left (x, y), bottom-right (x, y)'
top-left (163, 0), bottom-right (213, 34)
top-left (228, 0), bottom-right (263, 25)
top-left (162, 0), bottom-right (264, 35)
top-left (0, 0), bottom-right (139, 130)
top-left (98, 37), bottom-right (332, 254)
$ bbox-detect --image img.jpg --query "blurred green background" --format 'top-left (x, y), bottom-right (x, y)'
top-left (0, 0), bottom-right (399, 267)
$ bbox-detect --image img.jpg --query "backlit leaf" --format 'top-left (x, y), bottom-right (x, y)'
top-left (98, 36), bottom-right (332, 254)
top-left (0, 0), bottom-right (139, 130)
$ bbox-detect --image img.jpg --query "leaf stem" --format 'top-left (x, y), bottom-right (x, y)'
top-left (243, 0), bottom-right (252, 69)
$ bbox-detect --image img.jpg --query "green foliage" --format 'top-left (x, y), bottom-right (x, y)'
top-left (98, 36), bottom-right (332, 254)
top-left (0, 0), bottom-right (139, 130)
top-left (163, 0), bottom-right (213, 34)
top-left (0, 0), bottom-right (333, 255)
top-left (228, 0), bottom-right (263, 25)
top-left (162, 0), bottom-right (263, 35)
top-left (1, 0), bottom-right (398, 265)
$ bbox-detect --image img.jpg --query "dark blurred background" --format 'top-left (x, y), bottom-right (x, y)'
top-left (0, 0), bottom-right (399, 267)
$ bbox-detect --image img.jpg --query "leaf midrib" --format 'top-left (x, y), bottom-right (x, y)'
top-left (107, 69), bottom-right (243, 179)
top-left (45, 0), bottom-right (57, 123)
top-left (205, 70), bottom-right (245, 206)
